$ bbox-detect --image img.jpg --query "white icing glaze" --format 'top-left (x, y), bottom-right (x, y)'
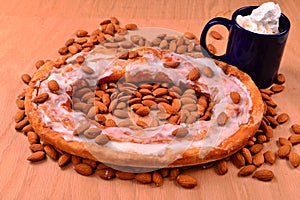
top-left (32, 47), bottom-right (253, 159)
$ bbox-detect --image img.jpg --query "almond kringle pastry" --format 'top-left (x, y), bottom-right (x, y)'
top-left (25, 46), bottom-right (264, 169)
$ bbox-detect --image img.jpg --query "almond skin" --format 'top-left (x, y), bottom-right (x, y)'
top-left (58, 153), bottom-right (71, 167)
top-left (176, 174), bottom-right (197, 188)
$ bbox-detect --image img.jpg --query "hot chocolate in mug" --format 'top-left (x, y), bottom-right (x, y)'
top-left (200, 6), bottom-right (290, 88)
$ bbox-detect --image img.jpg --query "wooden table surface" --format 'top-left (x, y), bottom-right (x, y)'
top-left (1, 0), bottom-right (300, 199)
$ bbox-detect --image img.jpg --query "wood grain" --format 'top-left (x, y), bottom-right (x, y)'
top-left (1, 0), bottom-right (300, 199)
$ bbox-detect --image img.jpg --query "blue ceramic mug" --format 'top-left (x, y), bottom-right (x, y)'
top-left (200, 6), bottom-right (290, 88)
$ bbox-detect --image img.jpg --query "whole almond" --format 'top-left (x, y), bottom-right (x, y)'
top-left (277, 145), bottom-right (291, 158)
top-left (27, 151), bottom-right (45, 162)
top-left (76, 29), bottom-right (88, 37)
top-left (135, 173), bottom-right (152, 184)
top-left (160, 168), bottom-right (170, 177)
top-left (275, 73), bottom-right (285, 84)
top-left (21, 74), bottom-right (31, 84)
top-left (124, 23), bottom-right (138, 30)
top-left (116, 171), bottom-right (135, 180)
top-left (252, 169), bottom-right (274, 181)
top-left (105, 119), bottom-right (117, 127)
top-left (76, 55), bottom-right (85, 64)
top-left (97, 168), bottom-right (115, 180)
top-left (44, 145), bottom-right (59, 160)
top-left (187, 67), bottom-right (201, 81)
top-left (94, 134), bottom-right (110, 145)
top-left (14, 110), bottom-right (25, 123)
top-left (84, 127), bottom-right (101, 139)
top-left (176, 45), bottom-right (187, 54)
top-left (158, 102), bottom-right (173, 114)
top-left (209, 30), bottom-right (223, 40)
top-left (33, 93), bottom-right (49, 104)
top-left (232, 152), bottom-right (245, 168)
top-left (74, 163), bottom-right (93, 176)
top-left (278, 137), bottom-right (292, 146)
top-left (16, 99), bottom-right (25, 109)
top-left (176, 174), bottom-right (197, 188)
top-left (241, 148), bottom-right (253, 164)
top-left (288, 152), bottom-right (300, 168)
top-left (27, 131), bottom-right (39, 145)
top-left (264, 151), bottom-right (276, 165)
top-left (136, 106), bottom-right (150, 116)
top-left (207, 44), bottom-right (216, 54)
top-left (152, 171), bottom-right (163, 187)
top-left (214, 160), bottom-right (228, 175)
top-left (230, 92), bottom-right (240, 104)
top-left (35, 60), bottom-right (45, 69)
top-left (249, 144), bottom-right (264, 155)
top-left (217, 112), bottom-right (228, 126)
top-left (276, 113), bottom-right (289, 124)
top-left (29, 144), bottom-right (44, 152)
top-left (163, 61), bottom-right (180, 68)
top-left (289, 134), bottom-right (300, 144)
top-left (184, 32), bottom-right (196, 39)
top-left (58, 153), bottom-right (71, 167)
top-left (15, 117), bottom-right (29, 130)
top-left (153, 88), bottom-right (168, 97)
top-left (169, 168), bottom-right (180, 180)
top-left (48, 80), bottom-right (60, 94)
top-left (81, 65), bottom-right (95, 74)
top-left (238, 165), bottom-right (257, 176)
top-left (202, 66), bottom-right (214, 78)
top-left (71, 155), bottom-right (81, 165)
top-left (253, 153), bottom-right (264, 167)
top-left (172, 99), bottom-right (181, 114)
top-left (172, 127), bottom-right (188, 138)
top-left (291, 124), bottom-right (300, 134)
top-left (271, 84), bottom-right (285, 93)
top-left (113, 109), bottom-right (129, 118)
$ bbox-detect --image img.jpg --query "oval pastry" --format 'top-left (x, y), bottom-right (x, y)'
top-left (25, 46), bottom-right (263, 168)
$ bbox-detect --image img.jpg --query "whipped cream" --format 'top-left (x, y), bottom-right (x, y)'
top-left (236, 2), bottom-right (281, 34)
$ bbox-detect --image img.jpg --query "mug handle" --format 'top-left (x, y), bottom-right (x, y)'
top-left (200, 17), bottom-right (232, 62)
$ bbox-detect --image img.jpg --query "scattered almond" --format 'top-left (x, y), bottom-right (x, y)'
top-left (152, 171), bottom-right (163, 187)
top-left (276, 113), bottom-right (289, 124)
top-left (232, 152), bottom-right (245, 168)
top-left (81, 65), bottom-right (95, 74)
top-left (116, 171), bottom-right (136, 180)
top-left (124, 23), bottom-right (138, 30)
top-left (278, 137), bottom-right (292, 146)
top-left (74, 163), bottom-right (93, 176)
top-left (252, 153), bottom-right (264, 167)
top-left (44, 145), bottom-right (59, 160)
top-left (271, 84), bottom-right (285, 93)
top-left (76, 29), bottom-right (88, 37)
top-left (238, 165), bottom-right (257, 176)
top-left (252, 169), bottom-right (274, 181)
top-left (21, 74), bottom-right (31, 84)
top-left (27, 131), bottom-right (39, 145)
top-left (241, 148), bottom-right (253, 164)
top-left (277, 145), bottom-right (291, 158)
top-left (291, 124), bottom-right (300, 134)
top-left (249, 144), bottom-right (264, 155)
top-left (97, 168), bottom-right (115, 180)
top-left (27, 151), bottom-right (45, 162)
top-left (264, 151), bottom-right (276, 165)
top-left (29, 144), bottom-right (44, 152)
top-left (14, 110), bottom-right (25, 123)
top-left (217, 112), bottom-right (228, 126)
top-left (58, 153), bottom-right (71, 167)
top-left (288, 152), bottom-right (300, 168)
top-left (214, 160), bottom-right (228, 175)
top-left (172, 127), bottom-right (189, 138)
top-left (184, 32), bottom-right (196, 39)
top-left (207, 44), bottom-right (216, 54)
top-left (288, 134), bottom-right (300, 144)
top-left (135, 173), bottom-right (152, 184)
top-left (176, 174), bottom-right (197, 188)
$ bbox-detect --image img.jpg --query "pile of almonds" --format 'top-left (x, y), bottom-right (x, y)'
top-left (15, 17), bottom-right (300, 189)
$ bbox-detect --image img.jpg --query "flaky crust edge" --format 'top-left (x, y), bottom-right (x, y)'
top-left (25, 58), bottom-right (263, 168)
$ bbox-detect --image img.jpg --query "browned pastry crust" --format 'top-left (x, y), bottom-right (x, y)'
top-left (25, 49), bottom-right (263, 168)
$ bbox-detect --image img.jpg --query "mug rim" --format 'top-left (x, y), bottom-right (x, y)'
top-left (232, 5), bottom-right (290, 37)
